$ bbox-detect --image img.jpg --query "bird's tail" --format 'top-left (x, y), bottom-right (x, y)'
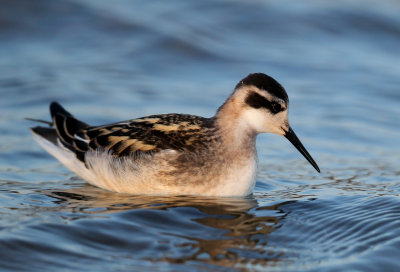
top-left (29, 102), bottom-right (90, 162)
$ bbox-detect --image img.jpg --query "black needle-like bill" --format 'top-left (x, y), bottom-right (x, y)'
top-left (284, 127), bottom-right (320, 173)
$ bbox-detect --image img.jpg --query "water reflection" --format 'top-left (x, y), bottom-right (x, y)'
top-left (1, 0), bottom-right (400, 269)
top-left (42, 185), bottom-right (293, 268)
top-left (43, 185), bottom-right (258, 213)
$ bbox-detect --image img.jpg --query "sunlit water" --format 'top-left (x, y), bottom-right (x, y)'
top-left (1, 0), bottom-right (400, 271)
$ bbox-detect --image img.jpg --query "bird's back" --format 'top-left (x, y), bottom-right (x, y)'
top-left (79, 113), bottom-right (219, 158)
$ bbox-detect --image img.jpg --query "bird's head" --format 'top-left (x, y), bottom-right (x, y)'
top-left (221, 73), bottom-right (320, 172)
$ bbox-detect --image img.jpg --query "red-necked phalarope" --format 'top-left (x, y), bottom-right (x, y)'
top-left (30, 73), bottom-right (320, 196)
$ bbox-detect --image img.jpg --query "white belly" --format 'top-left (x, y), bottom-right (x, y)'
top-left (33, 133), bottom-right (257, 197)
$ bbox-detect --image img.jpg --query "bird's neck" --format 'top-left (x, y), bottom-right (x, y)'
top-left (214, 99), bottom-right (257, 155)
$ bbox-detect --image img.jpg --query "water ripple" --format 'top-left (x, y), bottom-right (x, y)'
top-left (1, 0), bottom-right (400, 270)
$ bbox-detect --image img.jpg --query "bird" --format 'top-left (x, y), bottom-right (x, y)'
top-left (29, 73), bottom-right (320, 197)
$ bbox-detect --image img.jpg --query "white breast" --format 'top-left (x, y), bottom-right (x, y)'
top-left (207, 154), bottom-right (257, 197)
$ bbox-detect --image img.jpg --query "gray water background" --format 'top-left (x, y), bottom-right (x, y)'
top-left (0, 0), bottom-right (400, 271)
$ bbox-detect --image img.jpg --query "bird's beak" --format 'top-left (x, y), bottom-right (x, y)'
top-left (284, 127), bottom-right (320, 173)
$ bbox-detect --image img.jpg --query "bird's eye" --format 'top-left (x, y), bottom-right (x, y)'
top-left (271, 103), bottom-right (282, 113)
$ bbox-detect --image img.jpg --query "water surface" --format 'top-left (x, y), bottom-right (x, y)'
top-left (0, 0), bottom-right (400, 271)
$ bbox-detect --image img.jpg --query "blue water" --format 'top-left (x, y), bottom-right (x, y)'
top-left (1, 0), bottom-right (400, 271)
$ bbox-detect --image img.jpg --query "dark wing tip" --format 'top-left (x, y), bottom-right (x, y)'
top-left (50, 102), bottom-right (89, 135)
top-left (31, 126), bottom-right (58, 145)
top-left (50, 101), bottom-right (72, 118)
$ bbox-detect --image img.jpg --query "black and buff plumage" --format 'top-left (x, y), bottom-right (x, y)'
top-left (36, 102), bottom-right (219, 162)
top-left (30, 73), bottom-right (319, 196)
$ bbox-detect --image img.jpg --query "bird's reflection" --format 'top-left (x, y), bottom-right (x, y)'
top-left (43, 184), bottom-right (294, 269)
top-left (43, 184), bottom-right (257, 213)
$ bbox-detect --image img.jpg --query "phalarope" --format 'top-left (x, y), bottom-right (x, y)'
top-left (30, 73), bottom-right (319, 196)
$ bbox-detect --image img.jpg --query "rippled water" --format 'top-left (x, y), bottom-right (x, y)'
top-left (1, 0), bottom-right (400, 271)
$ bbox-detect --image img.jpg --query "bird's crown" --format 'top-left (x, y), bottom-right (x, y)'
top-left (236, 73), bottom-right (288, 103)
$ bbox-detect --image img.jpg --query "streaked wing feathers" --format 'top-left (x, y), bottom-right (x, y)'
top-left (36, 102), bottom-right (218, 164)
top-left (78, 114), bottom-right (216, 157)
top-left (53, 114), bottom-right (89, 162)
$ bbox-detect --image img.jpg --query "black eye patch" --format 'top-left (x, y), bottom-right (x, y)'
top-left (245, 92), bottom-right (284, 114)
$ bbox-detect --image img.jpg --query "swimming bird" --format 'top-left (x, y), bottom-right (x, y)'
top-left (30, 73), bottom-right (319, 196)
